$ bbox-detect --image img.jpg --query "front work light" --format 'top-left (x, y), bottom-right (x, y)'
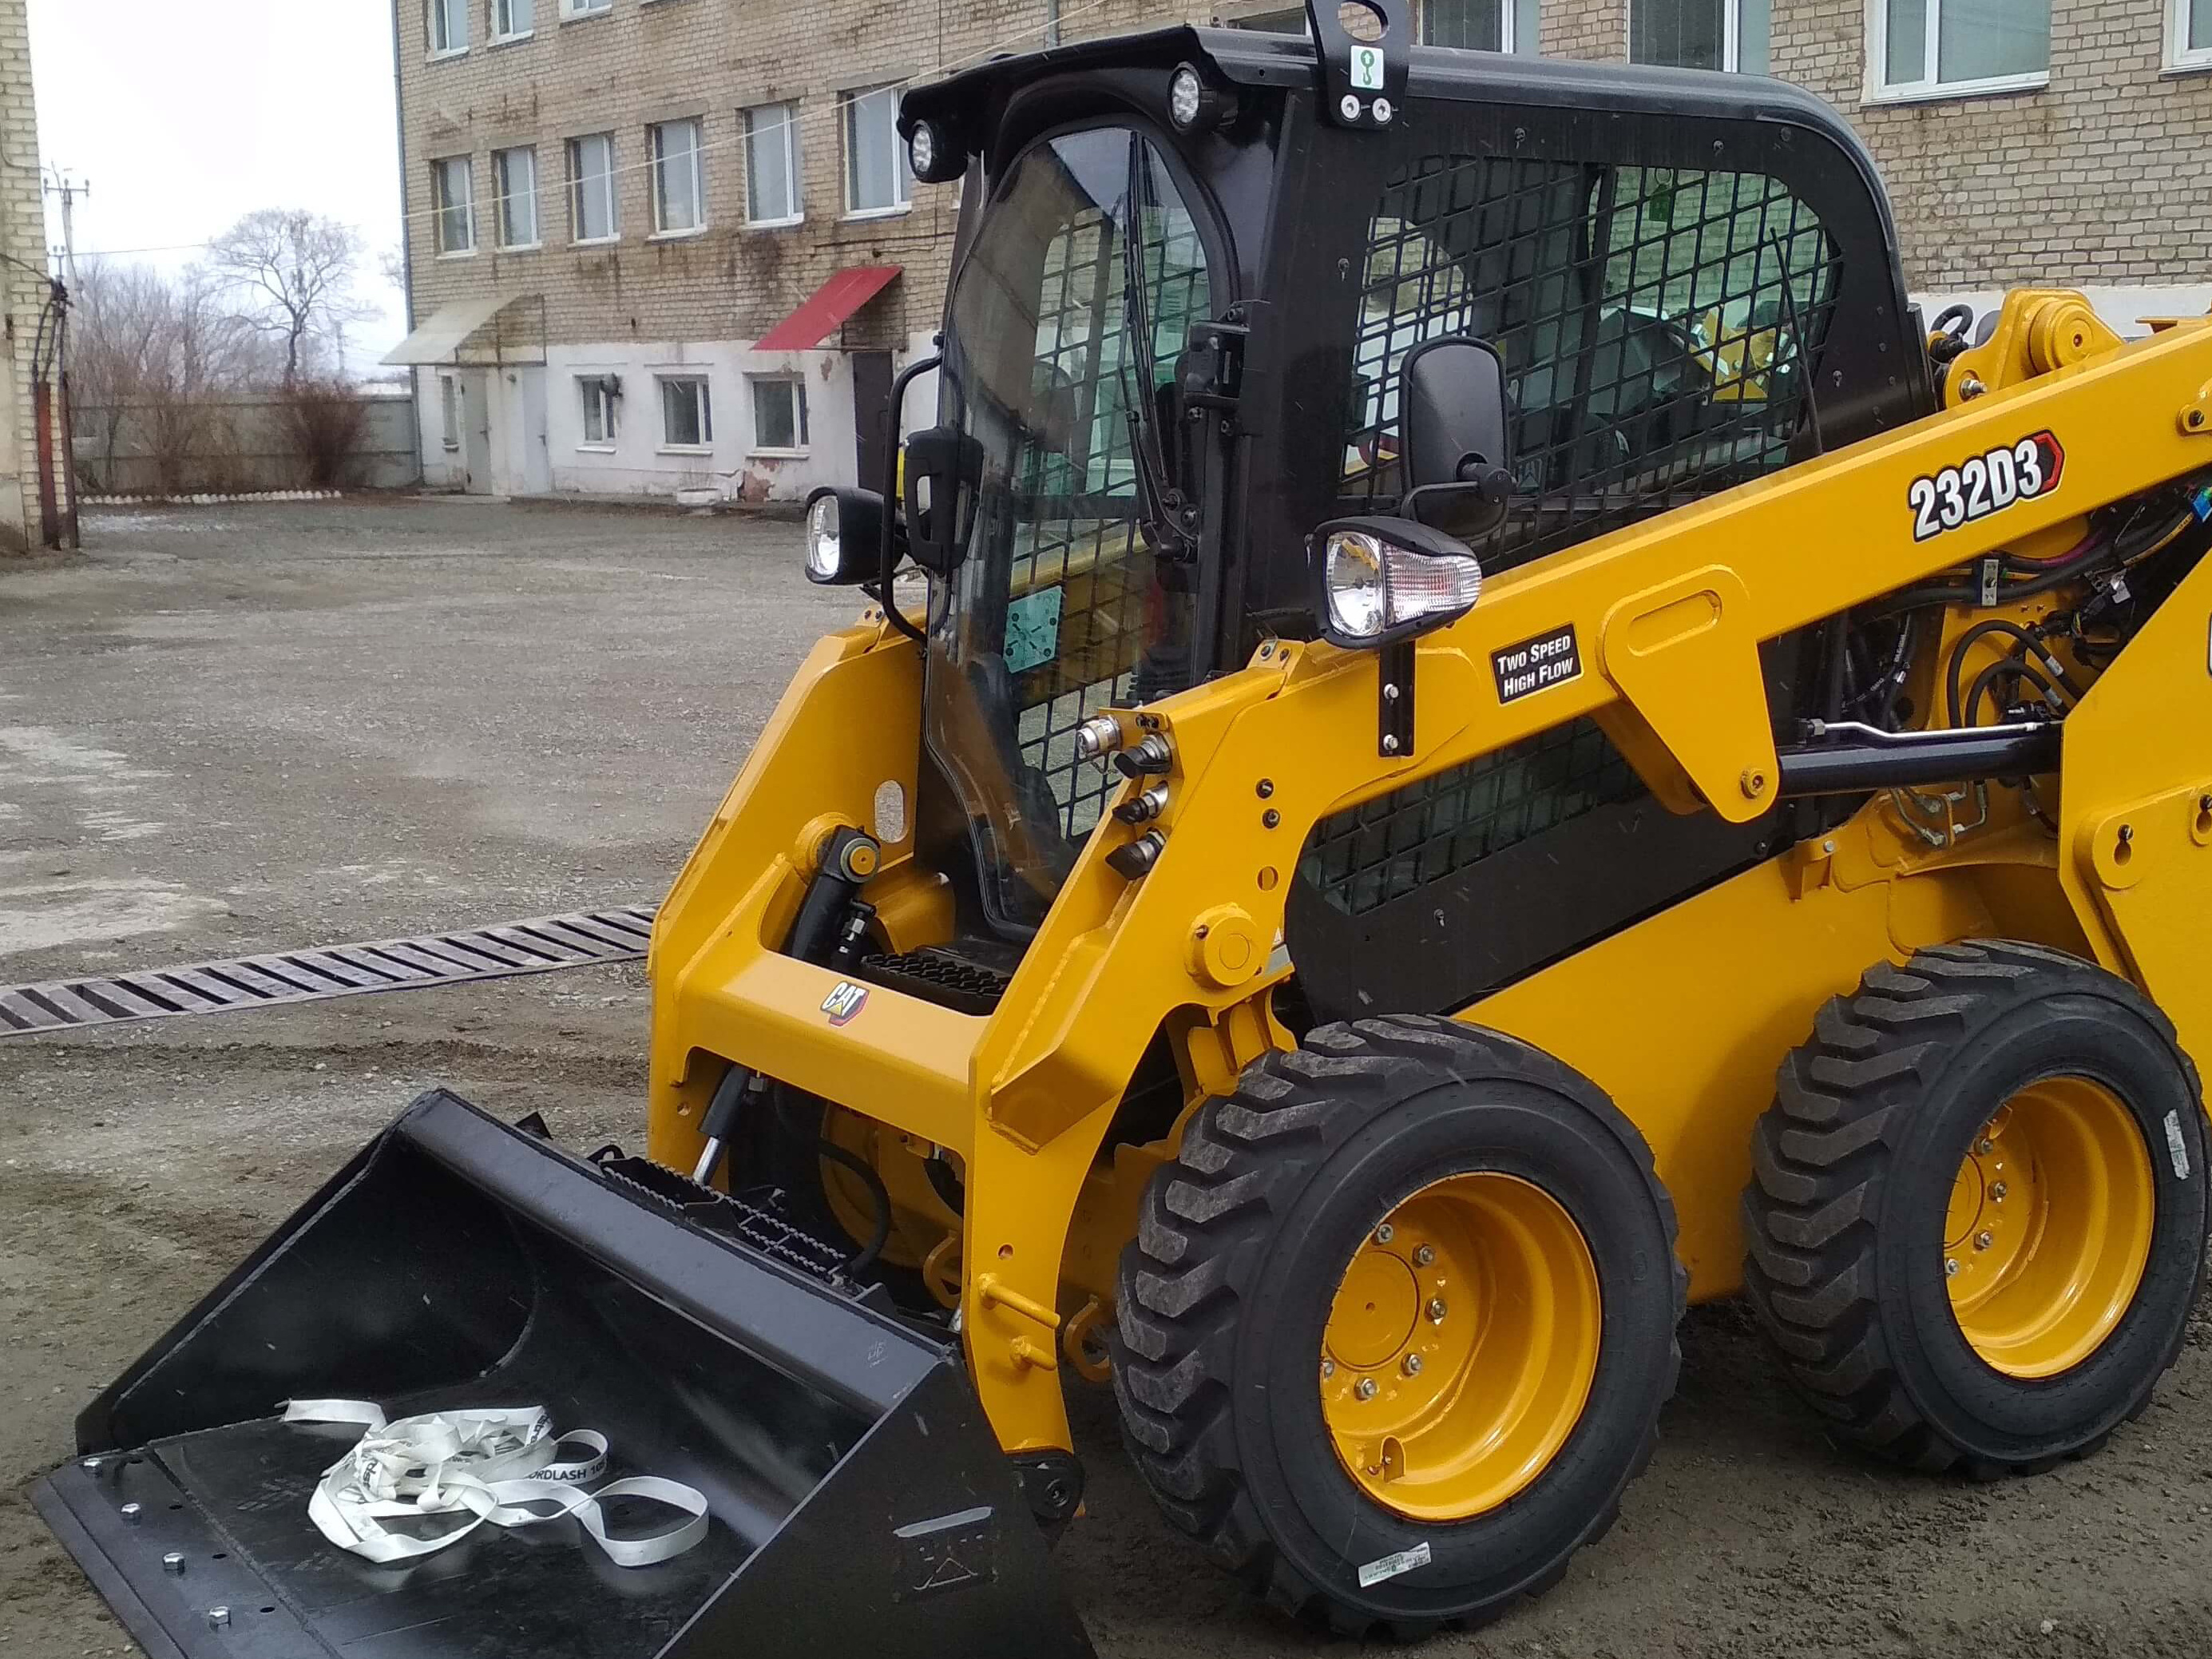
top-left (1315, 516), bottom-right (1483, 649)
top-left (1168, 63), bottom-right (1231, 133)
top-left (905, 119), bottom-right (965, 185)
top-left (803, 486), bottom-right (890, 585)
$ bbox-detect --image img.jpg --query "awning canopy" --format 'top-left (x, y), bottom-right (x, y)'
top-left (755, 266), bottom-right (902, 352)
top-left (383, 294), bottom-right (544, 367)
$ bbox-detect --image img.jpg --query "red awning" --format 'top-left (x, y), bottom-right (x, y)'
top-left (754, 265), bottom-right (903, 352)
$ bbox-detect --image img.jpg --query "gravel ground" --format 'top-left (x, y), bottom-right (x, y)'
top-left (4, 498), bottom-right (2211, 1658)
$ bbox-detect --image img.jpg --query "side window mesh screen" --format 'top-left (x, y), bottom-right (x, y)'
top-left (1308, 157), bottom-right (1833, 920)
top-left (1343, 157), bottom-right (1840, 572)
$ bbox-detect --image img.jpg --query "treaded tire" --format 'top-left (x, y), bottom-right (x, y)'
top-left (1742, 939), bottom-right (2210, 1476)
top-left (1113, 1014), bottom-right (1685, 1637)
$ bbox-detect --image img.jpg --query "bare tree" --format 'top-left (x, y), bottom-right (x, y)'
top-left (206, 210), bottom-right (375, 384)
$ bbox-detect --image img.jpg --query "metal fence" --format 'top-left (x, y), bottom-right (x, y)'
top-left (72, 391), bottom-right (420, 496)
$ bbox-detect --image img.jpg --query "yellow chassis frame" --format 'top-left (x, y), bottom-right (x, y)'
top-left (646, 292), bottom-right (2212, 1459)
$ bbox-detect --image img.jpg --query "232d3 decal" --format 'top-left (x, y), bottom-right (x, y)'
top-left (1908, 430), bottom-right (2064, 542)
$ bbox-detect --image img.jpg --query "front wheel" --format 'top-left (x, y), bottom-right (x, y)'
top-left (1113, 1015), bottom-right (1685, 1637)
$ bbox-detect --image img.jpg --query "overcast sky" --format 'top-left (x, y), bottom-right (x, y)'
top-left (26, 0), bottom-right (410, 367)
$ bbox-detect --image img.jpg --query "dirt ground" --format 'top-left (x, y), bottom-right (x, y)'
top-left (4, 498), bottom-right (2211, 1658)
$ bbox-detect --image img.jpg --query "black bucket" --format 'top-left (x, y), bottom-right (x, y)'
top-left (34, 1090), bottom-right (1093, 1659)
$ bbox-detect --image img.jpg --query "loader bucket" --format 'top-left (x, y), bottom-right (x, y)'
top-left (34, 1090), bottom-right (1094, 1659)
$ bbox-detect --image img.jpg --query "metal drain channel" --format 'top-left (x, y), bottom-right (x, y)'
top-left (0, 906), bottom-right (656, 1038)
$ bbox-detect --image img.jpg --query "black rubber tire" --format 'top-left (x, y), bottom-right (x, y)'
top-left (1742, 939), bottom-right (2210, 1477)
top-left (1112, 1014), bottom-right (1685, 1637)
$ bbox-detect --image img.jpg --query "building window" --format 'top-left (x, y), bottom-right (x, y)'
top-left (491, 0), bottom-right (533, 38)
top-left (842, 85), bottom-right (912, 216)
top-left (440, 377), bottom-right (462, 450)
top-left (650, 119), bottom-right (707, 235)
top-left (428, 0), bottom-right (469, 54)
top-left (560, 0), bottom-right (611, 16)
top-left (432, 157), bottom-right (475, 255)
top-left (1424, 0), bottom-right (1539, 53)
top-left (750, 376), bottom-right (809, 452)
top-left (1873, 0), bottom-right (2048, 99)
top-left (2174, 0), bottom-right (2212, 66)
top-left (579, 375), bottom-right (619, 447)
top-left (744, 103), bottom-right (802, 224)
top-left (568, 133), bottom-right (619, 242)
top-left (1630, 0), bottom-right (1767, 70)
top-left (660, 376), bottom-right (714, 449)
top-left (494, 147), bottom-right (538, 248)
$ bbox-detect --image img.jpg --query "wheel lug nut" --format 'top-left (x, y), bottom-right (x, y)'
top-left (1402, 1353), bottom-right (1423, 1376)
top-left (1412, 1244), bottom-right (1435, 1267)
top-left (1373, 1223), bottom-right (1395, 1245)
top-left (1976, 1138), bottom-right (1994, 1156)
top-left (1321, 1358), bottom-right (1335, 1378)
top-left (1354, 1377), bottom-right (1378, 1400)
top-left (1975, 1231), bottom-right (1994, 1251)
top-left (1944, 1257), bottom-right (1960, 1276)
top-left (1990, 1182), bottom-right (2008, 1201)
top-left (1427, 1297), bottom-right (1447, 1322)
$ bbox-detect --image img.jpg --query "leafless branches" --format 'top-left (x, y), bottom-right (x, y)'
top-left (204, 209), bottom-right (377, 383)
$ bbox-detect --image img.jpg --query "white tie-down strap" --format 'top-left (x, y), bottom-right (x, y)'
top-left (282, 1399), bottom-right (709, 1568)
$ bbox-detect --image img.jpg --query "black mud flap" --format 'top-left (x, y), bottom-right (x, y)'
top-left (34, 1089), bottom-right (1095, 1659)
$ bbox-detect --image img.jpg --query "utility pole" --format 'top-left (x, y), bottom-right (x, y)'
top-left (42, 165), bottom-right (87, 291)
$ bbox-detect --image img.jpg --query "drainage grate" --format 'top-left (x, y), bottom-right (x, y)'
top-left (0, 905), bottom-right (656, 1039)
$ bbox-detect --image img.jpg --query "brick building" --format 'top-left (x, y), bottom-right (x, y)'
top-left (389, 0), bottom-right (2212, 501)
top-left (0, 0), bottom-right (65, 551)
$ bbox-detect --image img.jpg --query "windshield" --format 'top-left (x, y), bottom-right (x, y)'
top-left (925, 125), bottom-right (1215, 934)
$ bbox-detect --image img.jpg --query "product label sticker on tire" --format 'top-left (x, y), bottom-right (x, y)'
top-left (1907, 430), bottom-right (2064, 542)
top-left (1492, 624), bottom-right (1581, 704)
top-left (2166, 1109), bottom-right (2192, 1180)
top-left (1358, 1540), bottom-right (1431, 1588)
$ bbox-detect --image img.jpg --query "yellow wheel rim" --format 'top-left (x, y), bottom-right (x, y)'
top-left (1944, 1078), bottom-right (2155, 1379)
top-left (1320, 1173), bottom-right (1600, 1522)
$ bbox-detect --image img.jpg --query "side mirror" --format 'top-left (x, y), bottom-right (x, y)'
top-left (803, 486), bottom-right (893, 585)
top-left (903, 426), bottom-right (985, 575)
top-left (1399, 336), bottom-right (1517, 536)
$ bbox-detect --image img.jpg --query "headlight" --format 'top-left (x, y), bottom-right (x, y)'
top-left (1315, 518), bottom-right (1483, 649)
top-left (805, 492), bottom-right (842, 581)
top-left (908, 121), bottom-right (936, 179)
top-left (1167, 62), bottom-right (1228, 133)
top-left (905, 118), bottom-right (964, 185)
top-left (802, 486), bottom-right (889, 585)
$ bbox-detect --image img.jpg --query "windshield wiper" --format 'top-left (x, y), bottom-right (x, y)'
top-left (1118, 133), bottom-right (1199, 563)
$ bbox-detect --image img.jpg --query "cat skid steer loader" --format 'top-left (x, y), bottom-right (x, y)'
top-left (40, 2), bottom-right (2212, 1651)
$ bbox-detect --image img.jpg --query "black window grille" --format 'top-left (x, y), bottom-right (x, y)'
top-left (1344, 157), bottom-right (1840, 573)
top-left (1306, 156), bottom-right (1834, 918)
top-left (1000, 170), bottom-right (1211, 844)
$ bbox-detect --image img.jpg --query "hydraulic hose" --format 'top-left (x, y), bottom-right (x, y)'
top-left (815, 1137), bottom-right (894, 1276)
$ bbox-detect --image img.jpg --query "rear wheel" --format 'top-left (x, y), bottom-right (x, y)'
top-left (1114, 1015), bottom-right (1683, 1636)
top-left (1743, 940), bottom-right (2209, 1474)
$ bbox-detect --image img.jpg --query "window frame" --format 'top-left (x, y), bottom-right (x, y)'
top-left (1626, 0), bottom-right (1766, 71)
top-left (559, 0), bottom-right (612, 18)
top-left (432, 155), bottom-right (477, 256)
top-left (428, 0), bottom-right (469, 56)
top-left (649, 118), bottom-right (708, 238)
top-left (490, 0), bottom-right (533, 42)
top-left (440, 376), bottom-right (463, 451)
top-left (743, 102), bottom-right (803, 227)
top-left (1865, 0), bottom-right (2051, 104)
top-left (493, 146), bottom-right (540, 249)
top-left (577, 375), bottom-right (619, 450)
top-left (567, 133), bottom-right (620, 244)
top-left (841, 84), bottom-right (913, 219)
top-left (1422, 0), bottom-right (1539, 54)
top-left (2172, 0), bottom-right (2212, 69)
top-left (657, 375), bottom-right (715, 452)
top-left (747, 375), bottom-right (810, 455)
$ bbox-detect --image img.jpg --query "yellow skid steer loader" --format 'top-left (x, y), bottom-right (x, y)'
top-left (39, 2), bottom-right (2212, 1650)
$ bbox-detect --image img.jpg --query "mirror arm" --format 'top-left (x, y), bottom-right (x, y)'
top-left (878, 353), bottom-right (941, 645)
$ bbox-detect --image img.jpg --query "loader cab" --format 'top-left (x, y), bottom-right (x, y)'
top-left (890, 19), bottom-right (1930, 979)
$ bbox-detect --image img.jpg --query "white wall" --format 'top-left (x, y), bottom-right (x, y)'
top-left (537, 335), bottom-right (936, 502)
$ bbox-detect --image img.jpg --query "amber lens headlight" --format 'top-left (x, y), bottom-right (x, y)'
top-left (1318, 520), bottom-right (1482, 648)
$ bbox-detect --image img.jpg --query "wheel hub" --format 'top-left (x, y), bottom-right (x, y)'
top-left (1320, 1173), bottom-right (1600, 1522)
top-left (1944, 1077), bottom-right (2155, 1379)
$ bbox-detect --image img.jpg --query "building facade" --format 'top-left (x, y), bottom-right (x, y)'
top-left (0, 0), bottom-right (62, 551)
top-left (390, 0), bottom-right (2212, 502)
